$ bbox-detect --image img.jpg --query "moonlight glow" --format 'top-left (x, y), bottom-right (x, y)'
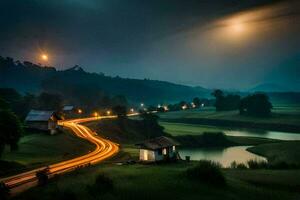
top-left (41, 54), bottom-right (48, 61)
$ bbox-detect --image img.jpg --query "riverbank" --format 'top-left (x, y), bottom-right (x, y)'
top-left (158, 107), bottom-right (300, 133)
top-left (247, 141), bottom-right (300, 165)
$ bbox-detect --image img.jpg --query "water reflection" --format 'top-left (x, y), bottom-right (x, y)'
top-left (224, 130), bottom-right (300, 141)
top-left (179, 146), bottom-right (266, 167)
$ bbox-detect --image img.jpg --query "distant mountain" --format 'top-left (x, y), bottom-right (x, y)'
top-left (249, 83), bottom-right (291, 93)
top-left (0, 56), bottom-right (210, 104)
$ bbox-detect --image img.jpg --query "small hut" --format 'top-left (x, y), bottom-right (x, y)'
top-left (136, 136), bottom-right (180, 162)
top-left (25, 110), bottom-right (61, 134)
top-left (62, 105), bottom-right (75, 113)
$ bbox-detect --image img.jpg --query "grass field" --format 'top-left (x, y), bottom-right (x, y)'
top-left (158, 105), bottom-right (300, 126)
top-left (247, 141), bottom-right (300, 165)
top-left (13, 161), bottom-right (300, 200)
top-left (160, 122), bottom-right (224, 136)
top-left (1, 131), bottom-right (94, 176)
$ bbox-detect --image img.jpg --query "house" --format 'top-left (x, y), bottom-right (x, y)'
top-left (136, 136), bottom-right (180, 162)
top-left (25, 110), bottom-right (61, 134)
top-left (62, 105), bottom-right (75, 113)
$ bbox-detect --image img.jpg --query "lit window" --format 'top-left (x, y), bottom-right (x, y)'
top-left (163, 148), bottom-right (167, 155)
top-left (143, 150), bottom-right (148, 160)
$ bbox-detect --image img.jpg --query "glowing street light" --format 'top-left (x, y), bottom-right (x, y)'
top-left (94, 112), bottom-right (99, 118)
top-left (106, 110), bottom-right (111, 115)
top-left (78, 109), bottom-right (83, 114)
top-left (140, 103), bottom-right (144, 107)
top-left (130, 108), bottom-right (134, 113)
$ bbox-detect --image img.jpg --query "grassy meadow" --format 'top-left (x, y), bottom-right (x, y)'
top-left (1, 131), bottom-right (94, 176)
top-left (248, 141), bottom-right (300, 165)
top-left (158, 105), bottom-right (300, 127)
top-left (12, 159), bottom-right (300, 200)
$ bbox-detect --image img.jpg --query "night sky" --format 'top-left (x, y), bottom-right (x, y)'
top-left (0, 0), bottom-right (299, 90)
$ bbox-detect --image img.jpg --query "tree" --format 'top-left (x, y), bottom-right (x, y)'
top-left (37, 92), bottom-right (62, 110)
top-left (212, 90), bottom-right (225, 111)
top-left (112, 105), bottom-right (127, 119)
top-left (0, 110), bottom-right (23, 157)
top-left (212, 89), bottom-right (240, 111)
top-left (193, 97), bottom-right (201, 107)
top-left (0, 98), bottom-right (9, 110)
top-left (140, 113), bottom-right (164, 138)
top-left (111, 95), bottom-right (128, 107)
top-left (239, 93), bottom-right (272, 117)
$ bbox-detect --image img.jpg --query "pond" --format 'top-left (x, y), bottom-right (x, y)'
top-left (179, 146), bottom-right (266, 167)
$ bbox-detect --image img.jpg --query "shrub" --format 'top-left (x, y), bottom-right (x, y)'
top-left (0, 182), bottom-right (9, 200)
top-left (230, 161), bottom-right (247, 169)
top-left (55, 190), bottom-right (77, 200)
top-left (236, 163), bottom-right (248, 169)
top-left (247, 159), bottom-right (268, 169)
top-left (87, 174), bottom-right (114, 196)
top-left (186, 160), bottom-right (226, 186)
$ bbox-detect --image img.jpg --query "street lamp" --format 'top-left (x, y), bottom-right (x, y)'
top-left (94, 112), bottom-right (99, 118)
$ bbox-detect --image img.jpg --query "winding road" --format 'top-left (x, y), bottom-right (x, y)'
top-left (0, 116), bottom-right (120, 195)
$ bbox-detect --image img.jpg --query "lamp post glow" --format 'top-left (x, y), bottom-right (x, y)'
top-left (94, 112), bottom-right (99, 118)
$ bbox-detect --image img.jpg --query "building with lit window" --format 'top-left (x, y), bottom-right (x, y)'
top-left (136, 136), bottom-right (180, 162)
top-left (25, 110), bottom-right (61, 134)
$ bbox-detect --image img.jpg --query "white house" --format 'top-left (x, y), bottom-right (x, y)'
top-left (25, 110), bottom-right (61, 134)
top-left (136, 136), bottom-right (180, 162)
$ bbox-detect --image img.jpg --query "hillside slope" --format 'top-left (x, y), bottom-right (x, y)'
top-left (0, 56), bottom-right (210, 104)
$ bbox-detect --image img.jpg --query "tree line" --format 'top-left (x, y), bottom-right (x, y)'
top-left (212, 89), bottom-right (273, 117)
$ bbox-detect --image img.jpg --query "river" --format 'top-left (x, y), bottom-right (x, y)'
top-left (178, 126), bottom-right (300, 167)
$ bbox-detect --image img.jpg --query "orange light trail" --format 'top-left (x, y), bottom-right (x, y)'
top-left (0, 116), bottom-right (121, 194)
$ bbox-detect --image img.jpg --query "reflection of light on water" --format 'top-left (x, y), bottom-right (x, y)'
top-left (224, 130), bottom-right (300, 141)
top-left (179, 146), bottom-right (266, 167)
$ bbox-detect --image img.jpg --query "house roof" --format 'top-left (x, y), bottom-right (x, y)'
top-left (63, 105), bottom-right (74, 111)
top-left (136, 136), bottom-right (179, 150)
top-left (25, 110), bottom-right (55, 122)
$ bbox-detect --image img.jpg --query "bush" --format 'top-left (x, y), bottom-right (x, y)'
top-left (186, 160), bottom-right (226, 186)
top-left (0, 182), bottom-right (9, 200)
top-left (247, 159), bottom-right (268, 169)
top-left (230, 161), bottom-right (247, 169)
top-left (55, 190), bottom-right (77, 200)
top-left (87, 174), bottom-right (114, 196)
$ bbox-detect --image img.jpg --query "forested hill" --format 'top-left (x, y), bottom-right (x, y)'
top-left (0, 56), bottom-right (210, 104)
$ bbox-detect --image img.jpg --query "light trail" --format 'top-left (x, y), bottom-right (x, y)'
top-left (0, 116), bottom-right (122, 194)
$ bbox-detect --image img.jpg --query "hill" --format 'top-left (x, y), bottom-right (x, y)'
top-left (0, 56), bottom-right (210, 104)
top-left (249, 83), bottom-right (291, 93)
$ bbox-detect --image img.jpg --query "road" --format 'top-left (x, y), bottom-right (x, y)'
top-left (0, 116), bottom-right (121, 195)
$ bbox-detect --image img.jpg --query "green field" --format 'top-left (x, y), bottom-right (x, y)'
top-left (1, 131), bottom-right (94, 176)
top-left (158, 106), bottom-right (300, 126)
top-left (160, 121), bottom-right (224, 136)
top-left (248, 141), bottom-right (300, 165)
top-left (13, 161), bottom-right (300, 200)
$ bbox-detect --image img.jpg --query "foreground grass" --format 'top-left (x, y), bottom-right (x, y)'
top-left (13, 162), bottom-right (300, 200)
top-left (248, 141), bottom-right (300, 165)
top-left (1, 131), bottom-right (94, 176)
